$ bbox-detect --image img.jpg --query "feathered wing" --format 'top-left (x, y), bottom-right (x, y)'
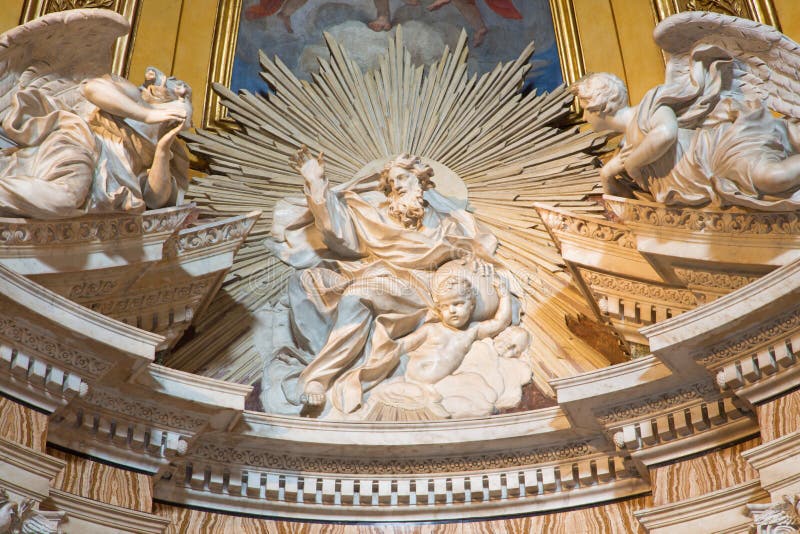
top-left (0, 9), bottom-right (128, 123)
top-left (653, 11), bottom-right (800, 120)
top-left (175, 29), bottom-right (612, 393)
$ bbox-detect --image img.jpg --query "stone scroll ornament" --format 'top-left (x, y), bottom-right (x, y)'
top-left (0, 9), bottom-right (192, 219)
top-left (571, 12), bottom-right (800, 212)
top-left (181, 29), bottom-right (610, 421)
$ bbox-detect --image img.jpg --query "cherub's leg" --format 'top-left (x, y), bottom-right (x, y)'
top-left (369, 0), bottom-right (392, 31)
top-left (451, 0), bottom-right (488, 46)
top-left (277, 0), bottom-right (308, 33)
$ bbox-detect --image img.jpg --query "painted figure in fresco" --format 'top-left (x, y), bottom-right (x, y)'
top-left (245, 0), bottom-right (307, 33)
top-left (369, 0), bottom-right (522, 46)
top-left (245, 0), bottom-right (522, 47)
top-left (571, 12), bottom-right (800, 211)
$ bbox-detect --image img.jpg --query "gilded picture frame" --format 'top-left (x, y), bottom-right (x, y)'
top-left (204, 0), bottom-right (585, 130)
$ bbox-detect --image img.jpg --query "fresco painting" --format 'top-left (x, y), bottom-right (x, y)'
top-left (231, 0), bottom-right (564, 97)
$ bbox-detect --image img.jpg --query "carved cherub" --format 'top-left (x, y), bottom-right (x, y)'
top-left (571, 12), bottom-right (800, 211)
top-left (401, 270), bottom-right (512, 389)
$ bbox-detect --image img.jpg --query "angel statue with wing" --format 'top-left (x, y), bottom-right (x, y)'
top-left (0, 10), bottom-right (191, 219)
top-left (571, 12), bottom-right (800, 211)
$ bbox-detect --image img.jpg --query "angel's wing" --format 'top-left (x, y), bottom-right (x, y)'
top-left (654, 11), bottom-right (800, 120)
top-left (0, 9), bottom-right (129, 119)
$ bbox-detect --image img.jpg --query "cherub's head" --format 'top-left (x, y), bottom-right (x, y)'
top-left (433, 274), bottom-right (476, 329)
top-left (380, 154), bottom-right (435, 230)
top-left (494, 326), bottom-right (531, 359)
top-left (570, 73), bottom-right (629, 132)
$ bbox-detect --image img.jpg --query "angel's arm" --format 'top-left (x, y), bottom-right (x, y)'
top-left (143, 122), bottom-right (182, 208)
top-left (623, 106), bottom-right (678, 177)
top-left (82, 77), bottom-right (186, 125)
top-left (474, 278), bottom-right (512, 340)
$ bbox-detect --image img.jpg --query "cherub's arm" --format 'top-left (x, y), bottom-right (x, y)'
top-left (474, 277), bottom-right (512, 339)
top-left (623, 105), bottom-right (679, 179)
top-left (395, 324), bottom-right (430, 355)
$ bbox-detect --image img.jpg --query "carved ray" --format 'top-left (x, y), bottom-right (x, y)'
top-left (171, 29), bottom-right (613, 396)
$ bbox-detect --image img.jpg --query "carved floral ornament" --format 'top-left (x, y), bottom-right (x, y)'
top-left (748, 495), bottom-right (800, 534)
top-left (0, 488), bottom-right (60, 534)
top-left (189, 440), bottom-right (597, 475)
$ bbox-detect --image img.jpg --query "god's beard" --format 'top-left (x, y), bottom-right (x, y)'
top-left (387, 193), bottom-right (426, 229)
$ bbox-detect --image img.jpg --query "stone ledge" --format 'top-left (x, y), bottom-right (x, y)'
top-left (634, 480), bottom-right (768, 534)
top-left (48, 488), bottom-right (172, 534)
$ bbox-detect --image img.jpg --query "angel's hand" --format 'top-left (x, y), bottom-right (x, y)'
top-left (600, 155), bottom-right (625, 182)
top-left (290, 146), bottom-right (326, 185)
top-left (144, 105), bottom-right (187, 125)
top-left (156, 121), bottom-right (185, 152)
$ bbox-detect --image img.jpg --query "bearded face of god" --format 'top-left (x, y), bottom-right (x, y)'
top-left (386, 167), bottom-right (427, 229)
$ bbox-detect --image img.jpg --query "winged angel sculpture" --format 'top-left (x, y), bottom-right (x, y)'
top-left (0, 9), bottom-right (191, 219)
top-left (572, 12), bottom-right (800, 211)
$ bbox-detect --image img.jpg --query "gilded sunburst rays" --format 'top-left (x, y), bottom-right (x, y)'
top-left (173, 28), bottom-right (611, 394)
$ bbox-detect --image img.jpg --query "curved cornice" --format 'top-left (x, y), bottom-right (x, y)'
top-left (4, 215), bottom-right (800, 520)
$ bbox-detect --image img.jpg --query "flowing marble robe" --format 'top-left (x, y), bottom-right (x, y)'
top-left (267, 172), bottom-right (505, 414)
top-left (0, 76), bottom-right (187, 219)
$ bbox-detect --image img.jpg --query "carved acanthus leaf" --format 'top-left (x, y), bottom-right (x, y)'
top-left (580, 269), bottom-right (698, 307)
top-left (0, 317), bottom-right (110, 377)
top-left (673, 268), bottom-right (761, 292)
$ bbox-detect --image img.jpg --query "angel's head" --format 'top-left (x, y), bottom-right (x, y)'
top-left (570, 73), bottom-right (629, 132)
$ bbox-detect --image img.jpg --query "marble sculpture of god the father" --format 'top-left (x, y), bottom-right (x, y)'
top-left (266, 148), bottom-right (519, 415)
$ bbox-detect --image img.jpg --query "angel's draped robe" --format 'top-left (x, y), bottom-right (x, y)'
top-left (0, 77), bottom-right (186, 219)
top-left (267, 174), bottom-right (499, 414)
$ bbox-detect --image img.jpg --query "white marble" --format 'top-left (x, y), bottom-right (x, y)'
top-left (0, 10), bottom-right (192, 219)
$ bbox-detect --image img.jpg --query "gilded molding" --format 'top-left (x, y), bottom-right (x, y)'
top-left (651, 0), bottom-right (780, 29)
